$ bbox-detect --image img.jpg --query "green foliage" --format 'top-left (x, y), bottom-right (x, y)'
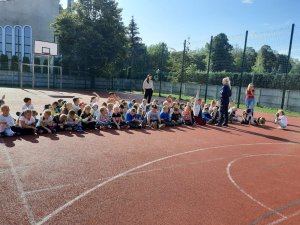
top-left (11, 55), bottom-right (19, 71)
top-left (52, 0), bottom-right (128, 77)
top-left (34, 58), bottom-right (41, 73)
top-left (22, 57), bottom-right (30, 72)
top-left (0, 54), bottom-right (9, 70)
top-left (209, 33), bottom-right (234, 72)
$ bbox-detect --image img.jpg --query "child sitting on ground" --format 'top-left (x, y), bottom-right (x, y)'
top-left (125, 108), bottom-right (142, 129)
top-left (208, 106), bottom-right (220, 125)
top-left (15, 110), bottom-right (36, 135)
top-left (36, 110), bottom-right (56, 134)
top-left (140, 99), bottom-right (147, 114)
top-left (111, 105), bottom-right (127, 129)
top-left (53, 114), bottom-right (68, 131)
top-left (228, 106), bottom-right (238, 123)
top-left (171, 107), bottom-right (183, 126)
top-left (22, 97), bottom-right (34, 111)
top-left (160, 105), bottom-right (173, 127)
top-left (66, 110), bottom-right (84, 132)
top-left (202, 106), bottom-right (212, 123)
top-left (91, 103), bottom-right (100, 120)
top-left (274, 110), bottom-right (288, 129)
top-left (107, 103), bottom-right (114, 119)
top-left (97, 107), bottom-right (111, 129)
top-left (0, 105), bottom-right (16, 137)
top-left (136, 108), bottom-right (146, 128)
top-left (80, 105), bottom-right (97, 130)
top-left (241, 108), bottom-right (253, 126)
top-left (147, 105), bottom-right (164, 129)
top-left (182, 105), bottom-right (194, 126)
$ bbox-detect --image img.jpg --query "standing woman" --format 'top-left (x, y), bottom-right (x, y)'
top-left (216, 77), bottom-right (232, 127)
top-left (143, 75), bottom-right (154, 104)
top-left (245, 83), bottom-right (255, 114)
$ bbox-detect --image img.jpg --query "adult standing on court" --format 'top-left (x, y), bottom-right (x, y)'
top-left (143, 75), bottom-right (154, 104)
top-left (216, 77), bottom-right (232, 127)
top-left (245, 83), bottom-right (255, 114)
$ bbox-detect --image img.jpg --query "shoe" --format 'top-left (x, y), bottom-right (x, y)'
top-left (215, 123), bottom-right (222, 127)
top-left (223, 123), bottom-right (228, 127)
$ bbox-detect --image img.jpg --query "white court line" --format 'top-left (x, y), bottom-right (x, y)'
top-left (267, 209), bottom-right (300, 225)
top-left (35, 142), bottom-right (298, 225)
top-left (226, 154), bottom-right (293, 219)
top-left (25, 157), bottom-right (225, 195)
top-left (3, 147), bottom-right (36, 225)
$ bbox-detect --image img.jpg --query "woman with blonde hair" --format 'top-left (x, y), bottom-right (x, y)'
top-left (245, 83), bottom-right (255, 114)
top-left (216, 77), bottom-right (232, 127)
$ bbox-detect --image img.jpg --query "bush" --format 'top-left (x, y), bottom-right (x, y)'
top-left (0, 54), bottom-right (9, 70)
top-left (11, 55), bottom-right (19, 71)
top-left (177, 71), bottom-right (300, 90)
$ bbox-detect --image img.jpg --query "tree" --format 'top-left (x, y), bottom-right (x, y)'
top-left (11, 55), bottom-right (19, 71)
top-left (127, 17), bottom-right (147, 79)
top-left (275, 54), bottom-right (292, 74)
top-left (52, 0), bottom-right (128, 79)
top-left (232, 46), bottom-right (257, 72)
top-left (290, 59), bottom-right (300, 75)
top-left (0, 54), bottom-right (9, 70)
top-left (253, 45), bottom-right (276, 73)
top-left (209, 33), bottom-right (234, 72)
top-left (147, 42), bottom-right (169, 76)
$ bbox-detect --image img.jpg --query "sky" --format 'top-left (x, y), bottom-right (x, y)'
top-left (60, 0), bottom-right (300, 57)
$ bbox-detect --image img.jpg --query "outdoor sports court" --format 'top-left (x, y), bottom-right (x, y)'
top-left (1, 88), bottom-right (300, 225)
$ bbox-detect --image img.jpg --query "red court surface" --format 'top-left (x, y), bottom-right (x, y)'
top-left (0, 87), bottom-right (300, 225)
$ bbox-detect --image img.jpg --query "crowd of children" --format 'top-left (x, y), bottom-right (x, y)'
top-left (0, 91), bottom-right (289, 137)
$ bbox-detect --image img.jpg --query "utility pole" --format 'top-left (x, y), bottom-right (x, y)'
top-left (179, 40), bottom-right (186, 100)
top-left (204, 36), bottom-right (213, 102)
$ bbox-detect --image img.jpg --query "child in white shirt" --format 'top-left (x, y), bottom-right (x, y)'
top-left (274, 110), bottom-right (288, 129)
top-left (0, 105), bottom-right (15, 137)
top-left (21, 97), bottom-right (34, 111)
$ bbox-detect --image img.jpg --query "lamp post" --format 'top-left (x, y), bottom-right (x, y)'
top-left (156, 69), bottom-right (161, 97)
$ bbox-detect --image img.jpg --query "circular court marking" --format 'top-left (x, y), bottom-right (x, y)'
top-left (227, 154), bottom-right (300, 225)
top-left (36, 142), bottom-right (298, 225)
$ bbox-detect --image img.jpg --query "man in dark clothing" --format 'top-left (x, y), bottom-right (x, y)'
top-left (216, 77), bottom-right (232, 127)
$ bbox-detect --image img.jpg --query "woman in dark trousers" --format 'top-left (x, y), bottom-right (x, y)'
top-left (143, 75), bottom-right (154, 104)
top-left (216, 77), bottom-right (232, 127)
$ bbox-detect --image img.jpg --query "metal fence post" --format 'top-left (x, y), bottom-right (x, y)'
top-left (237, 30), bottom-right (248, 108)
top-left (205, 36), bottom-right (213, 102)
top-left (281, 24), bottom-right (295, 109)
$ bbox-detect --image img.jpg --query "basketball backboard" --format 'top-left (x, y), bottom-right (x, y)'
top-left (34, 40), bottom-right (58, 56)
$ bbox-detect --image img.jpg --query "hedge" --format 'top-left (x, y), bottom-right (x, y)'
top-left (184, 72), bottom-right (300, 90)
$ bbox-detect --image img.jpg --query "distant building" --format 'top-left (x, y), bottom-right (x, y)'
top-left (0, 0), bottom-right (60, 61)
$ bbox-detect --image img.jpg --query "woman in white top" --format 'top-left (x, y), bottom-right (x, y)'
top-left (143, 75), bottom-right (154, 104)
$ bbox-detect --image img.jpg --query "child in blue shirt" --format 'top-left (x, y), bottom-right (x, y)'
top-left (160, 106), bottom-right (173, 126)
top-left (125, 108), bottom-right (142, 129)
top-left (202, 107), bottom-right (212, 123)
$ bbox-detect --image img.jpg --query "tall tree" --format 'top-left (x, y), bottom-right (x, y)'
top-left (147, 42), bottom-right (169, 78)
top-left (127, 17), bottom-right (147, 79)
top-left (52, 0), bottom-right (128, 78)
top-left (209, 33), bottom-right (234, 72)
top-left (275, 54), bottom-right (292, 74)
top-left (232, 46), bottom-right (257, 72)
top-left (253, 45), bottom-right (276, 73)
